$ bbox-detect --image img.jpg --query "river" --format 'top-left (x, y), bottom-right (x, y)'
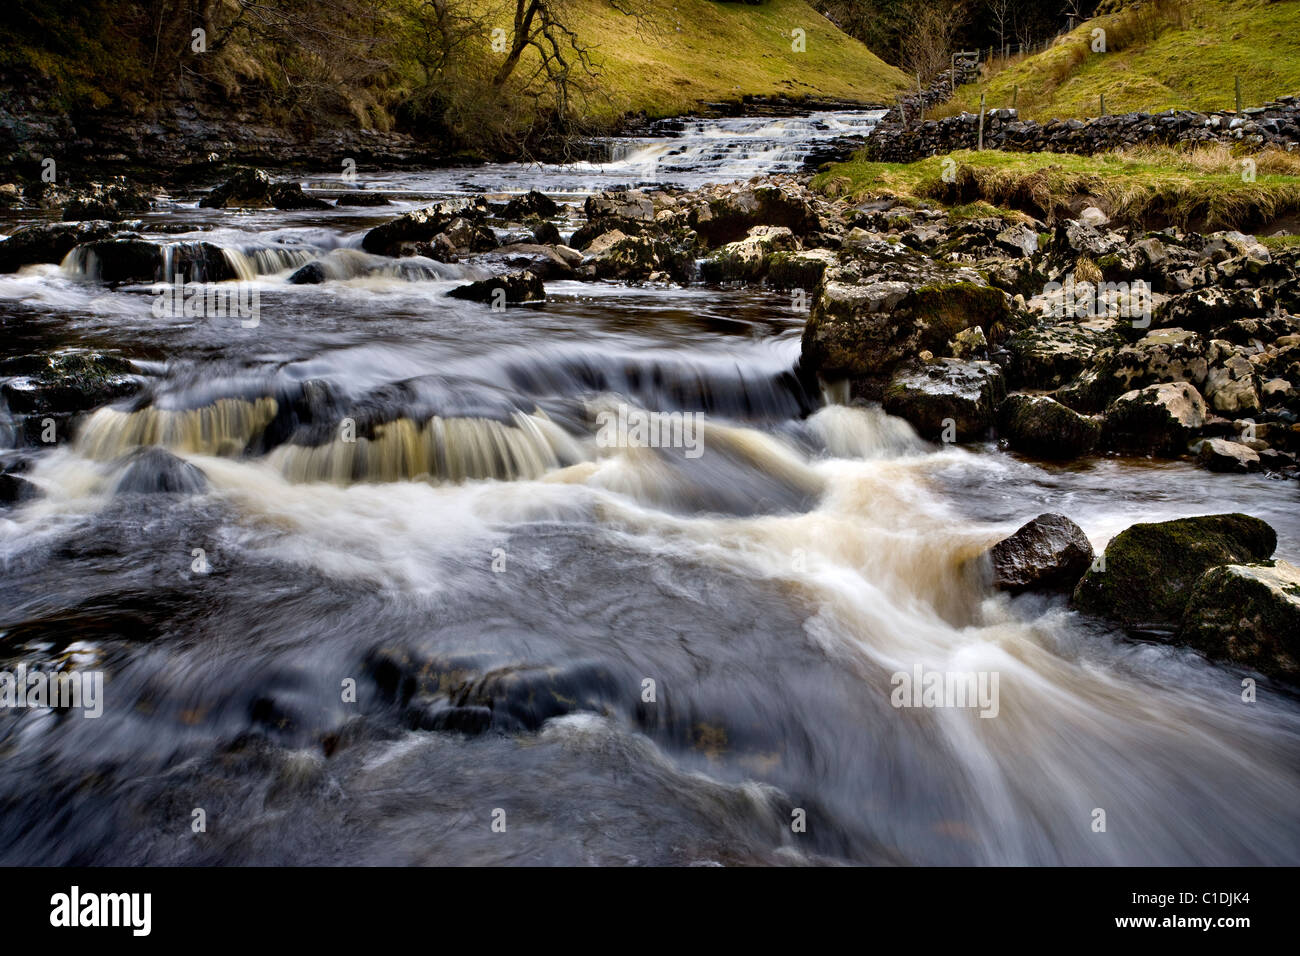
top-left (1, 111), bottom-right (1298, 865)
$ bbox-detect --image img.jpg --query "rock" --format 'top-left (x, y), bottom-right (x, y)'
top-left (361, 197), bottom-right (489, 256)
top-left (882, 358), bottom-right (1005, 441)
top-left (1078, 207), bottom-right (1110, 228)
top-left (1004, 319), bottom-right (1124, 391)
top-left (505, 190), bottom-right (560, 220)
top-left (112, 447), bottom-right (209, 495)
top-left (1104, 382), bottom-right (1207, 454)
top-left (442, 217), bottom-right (497, 252)
top-left (1194, 438), bottom-right (1261, 473)
top-left (766, 249), bottom-right (836, 290)
top-left (0, 473), bottom-right (39, 506)
top-left (698, 226), bottom-right (799, 283)
top-left (288, 262), bottom-right (327, 285)
top-left (0, 220), bottom-right (117, 272)
top-left (0, 351), bottom-right (140, 420)
top-left (584, 190), bottom-right (654, 222)
top-left (802, 259), bottom-right (1010, 387)
top-left (491, 243), bottom-right (575, 280)
top-left (987, 513), bottom-right (1095, 593)
top-left (532, 221), bottom-right (562, 246)
top-left (1181, 561), bottom-right (1300, 682)
top-left (333, 192), bottom-right (392, 206)
top-left (446, 270), bottom-right (544, 304)
top-left (1072, 513), bottom-right (1277, 630)
top-left (64, 238), bottom-right (234, 285)
top-left (949, 325), bottom-right (988, 360)
top-left (62, 182), bottom-right (153, 221)
top-left (579, 230), bottom-right (689, 282)
top-left (997, 394), bottom-right (1101, 459)
top-left (994, 223), bottom-right (1039, 258)
top-left (687, 182), bottom-right (821, 246)
top-left (1153, 287), bottom-right (1271, 332)
top-left (1202, 340), bottom-right (1261, 415)
top-left (198, 168), bottom-right (329, 210)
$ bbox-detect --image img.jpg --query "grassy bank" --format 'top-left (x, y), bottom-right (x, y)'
top-left (813, 145), bottom-right (1300, 232)
top-left (933, 0), bottom-right (1300, 122)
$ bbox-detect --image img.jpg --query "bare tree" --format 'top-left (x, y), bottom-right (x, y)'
top-left (988, 0), bottom-right (1014, 55)
top-left (900, 0), bottom-right (967, 84)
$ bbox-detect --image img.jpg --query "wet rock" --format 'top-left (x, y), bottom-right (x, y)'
top-left (1202, 340), bottom-right (1261, 415)
top-left (1194, 438), bottom-right (1261, 473)
top-left (0, 220), bottom-right (117, 272)
top-left (1072, 513), bottom-right (1277, 630)
top-left (1181, 561), bottom-right (1300, 682)
top-left (288, 262), bottom-right (327, 285)
top-left (988, 513), bottom-right (1095, 593)
top-left (361, 197), bottom-right (489, 256)
top-left (997, 394), bottom-right (1101, 459)
top-left (0, 473), bottom-right (39, 506)
top-left (698, 226), bottom-right (799, 283)
top-left (1004, 320), bottom-right (1124, 391)
top-left (1153, 287), bottom-right (1271, 332)
top-left (687, 182), bottom-right (821, 246)
top-left (62, 182), bottom-right (153, 221)
top-left (0, 351), bottom-right (140, 419)
top-left (765, 248), bottom-right (835, 290)
top-left (447, 270), bottom-right (544, 304)
top-left (585, 189), bottom-right (654, 222)
top-left (1104, 381), bottom-right (1207, 454)
top-left (505, 190), bottom-right (560, 220)
top-left (441, 217), bottom-right (497, 252)
top-left (531, 221), bottom-right (563, 246)
top-left (882, 358), bottom-right (1005, 441)
top-left (112, 447), bottom-right (209, 496)
top-left (491, 243), bottom-right (575, 280)
top-left (198, 168), bottom-right (328, 210)
top-left (65, 238), bottom-right (235, 285)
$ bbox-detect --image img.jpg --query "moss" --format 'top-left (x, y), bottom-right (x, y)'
top-left (904, 282), bottom-right (1010, 348)
top-left (1182, 561), bottom-right (1300, 681)
top-left (1072, 513), bottom-right (1277, 628)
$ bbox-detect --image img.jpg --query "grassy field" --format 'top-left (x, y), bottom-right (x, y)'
top-left (517, 0), bottom-right (909, 121)
top-left (934, 0), bottom-right (1300, 122)
top-left (813, 144), bottom-right (1300, 232)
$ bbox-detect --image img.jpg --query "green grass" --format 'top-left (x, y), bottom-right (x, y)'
top-left (533, 0), bottom-right (909, 122)
top-left (813, 145), bottom-right (1300, 232)
top-left (936, 0), bottom-right (1300, 122)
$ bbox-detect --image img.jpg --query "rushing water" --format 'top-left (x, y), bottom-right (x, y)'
top-left (1, 112), bottom-right (1298, 866)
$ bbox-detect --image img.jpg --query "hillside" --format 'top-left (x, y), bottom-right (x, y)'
top-left (936, 0), bottom-right (1300, 122)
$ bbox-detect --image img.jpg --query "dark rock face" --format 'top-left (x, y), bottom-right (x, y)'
top-left (62, 181), bottom-right (153, 221)
top-left (0, 473), bottom-right (40, 506)
top-left (333, 192), bottom-right (392, 207)
top-left (686, 183), bottom-right (821, 246)
top-left (1181, 561), bottom-right (1300, 682)
top-left (505, 190), bottom-right (560, 220)
top-left (997, 394), bottom-right (1101, 459)
top-left (882, 358), bottom-right (1005, 440)
top-left (447, 270), bottom-right (544, 304)
top-left (198, 168), bottom-right (329, 209)
top-left (63, 238), bottom-right (235, 284)
top-left (1103, 382), bottom-right (1207, 454)
top-left (0, 220), bottom-right (117, 272)
top-left (361, 197), bottom-right (490, 256)
top-left (1072, 513), bottom-right (1277, 630)
top-left (988, 513), bottom-right (1095, 593)
top-left (531, 221), bottom-right (562, 246)
top-left (112, 447), bottom-right (209, 495)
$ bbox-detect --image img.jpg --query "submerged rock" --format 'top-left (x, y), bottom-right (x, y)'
top-left (112, 447), bottom-right (209, 495)
top-left (1181, 561), bottom-right (1300, 682)
top-left (882, 358), bottom-right (1005, 441)
top-left (1072, 513), bottom-right (1277, 630)
top-left (447, 270), bottom-right (544, 304)
top-left (988, 513), bottom-right (1095, 593)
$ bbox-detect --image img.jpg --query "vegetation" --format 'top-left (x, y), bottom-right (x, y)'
top-left (814, 143), bottom-right (1300, 231)
top-left (932, 0), bottom-right (1300, 121)
top-left (1, 0), bottom-right (907, 156)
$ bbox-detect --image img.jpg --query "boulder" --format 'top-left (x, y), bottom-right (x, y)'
top-left (490, 243), bottom-right (576, 280)
top-left (447, 270), bottom-right (544, 304)
top-left (578, 230), bottom-right (689, 282)
top-left (1194, 438), bottom-right (1261, 473)
top-left (0, 220), bottom-right (117, 272)
top-left (882, 358), bottom-right (1005, 441)
top-left (333, 192), bottom-right (392, 207)
top-left (1072, 513), bottom-right (1277, 630)
top-left (442, 217), bottom-right (497, 252)
top-left (687, 183), bottom-right (821, 247)
top-left (198, 168), bottom-right (329, 210)
top-left (0, 473), bottom-right (39, 506)
top-left (1003, 319), bottom-right (1124, 391)
top-left (361, 197), bottom-right (489, 256)
top-left (997, 394), bottom-right (1101, 459)
top-left (584, 190), bottom-right (654, 222)
top-left (698, 226), bottom-right (799, 283)
top-left (987, 513), bottom-right (1095, 593)
top-left (1153, 287), bottom-right (1271, 332)
top-left (1103, 382), bottom-right (1207, 454)
top-left (505, 190), bottom-right (560, 220)
top-left (1181, 561), bottom-right (1300, 682)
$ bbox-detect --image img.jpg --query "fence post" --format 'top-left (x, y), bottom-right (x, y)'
top-left (978, 92), bottom-right (986, 151)
top-left (1100, 93), bottom-right (1106, 117)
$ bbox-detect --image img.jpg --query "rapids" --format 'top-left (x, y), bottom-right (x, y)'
top-left (1, 112), bottom-right (1298, 866)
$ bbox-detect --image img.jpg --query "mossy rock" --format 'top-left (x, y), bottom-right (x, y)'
top-left (901, 282), bottom-right (1009, 348)
top-left (1072, 513), bottom-right (1277, 630)
top-left (1181, 561), bottom-right (1300, 682)
top-left (997, 393), bottom-right (1101, 459)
